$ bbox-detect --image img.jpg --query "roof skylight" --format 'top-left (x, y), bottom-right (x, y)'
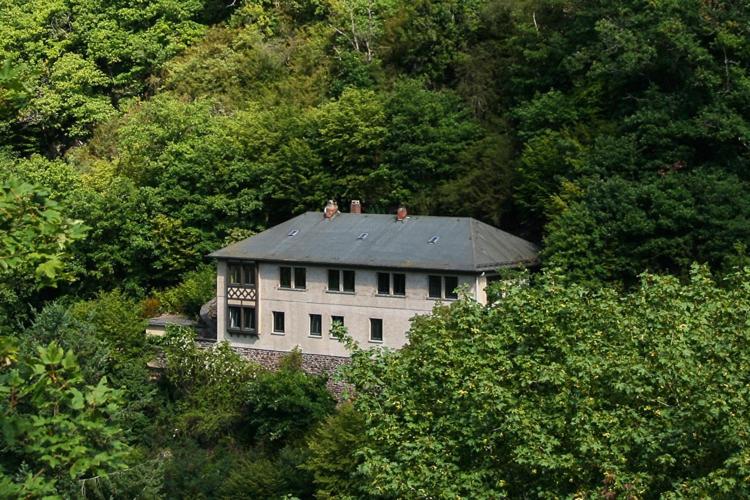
top-left (288, 229), bottom-right (299, 237)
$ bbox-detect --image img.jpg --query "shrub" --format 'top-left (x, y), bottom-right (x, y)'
top-left (304, 402), bottom-right (368, 499)
top-left (156, 265), bottom-right (216, 318)
top-left (242, 349), bottom-right (336, 445)
top-left (0, 341), bottom-right (130, 497)
top-left (162, 439), bottom-right (233, 498)
top-left (22, 294), bottom-right (160, 447)
top-left (162, 327), bottom-right (258, 443)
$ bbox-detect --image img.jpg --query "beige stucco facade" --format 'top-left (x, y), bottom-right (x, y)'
top-left (216, 260), bottom-right (488, 357)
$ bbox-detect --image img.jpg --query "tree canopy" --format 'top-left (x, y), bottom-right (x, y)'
top-left (3, 0), bottom-right (750, 497)
top-left (339, 267), bottom-right (750, 497)
top-left (2, 0), bottom-right (749, 294)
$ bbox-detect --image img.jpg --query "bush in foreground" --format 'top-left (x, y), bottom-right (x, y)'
top-left (341, 266), bottom-right (750, 498)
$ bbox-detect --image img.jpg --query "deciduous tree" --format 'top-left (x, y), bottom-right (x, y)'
top-left (342, 267), bottom-right (750, 497)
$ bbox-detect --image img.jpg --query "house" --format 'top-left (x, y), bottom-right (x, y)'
top-left (208, 201), bottom-right (538, 361)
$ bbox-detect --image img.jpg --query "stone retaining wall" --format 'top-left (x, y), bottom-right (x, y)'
top-left (196, 339), bottom-right (351, 397)
top-left (232, 346), bottom-right (349, 374)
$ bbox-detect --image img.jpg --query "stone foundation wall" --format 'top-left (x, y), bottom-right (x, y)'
top-left (197, 340), bottom-right (351, 397)
top-left (231, 346), bottom-right (349, 375)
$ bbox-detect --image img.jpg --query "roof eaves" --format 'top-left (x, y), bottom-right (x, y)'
top-left (476, 257), bottom-right (540, 272)
top-left (206, 255), bottom-right (480, 273)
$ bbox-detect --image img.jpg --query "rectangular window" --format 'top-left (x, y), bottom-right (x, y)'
top-left (280, 267), bottom-right (292, 288)
top-left (342, 270), bottom-right (355, 292)
top-left (242, 307), bottom-right (256, 331)
top-left (370, 318), bottom-right (383, 342)
top-left (444, 276), bottom-right (459, 299)
top-left (378, 272), bottom-right (407, 296)
top-left (294, 267), bottom-right (306, 289)
top-left (242, 263), bottom-right (256, 286)
top-left (427, 275), bottom-right (460, 299)
top-left (328, 269), bottom-right (355, 293)
top-left (328, 269), bottom-right (340, 291)
top-left (280, 266), bottom-right (306, 289)
top-left (377, 272), bottom-right (390, 294)
top-left (273, 311), bottom-right (285, 333)
top-left (229, 306), bottom-right (241, 329)
top-left (309, 314), bottom-right (322, 337)
top-left (393, 273), bottom-right (406, 296)
top-left (428, 275), bottom-right (442, 298)
top-left (229, 264), bottom-right (242, 285)
top-left (229, 306), bottom-right (255, 333)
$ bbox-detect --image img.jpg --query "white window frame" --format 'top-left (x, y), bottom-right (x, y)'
top-left (369, 318), bottom-right (383, 343)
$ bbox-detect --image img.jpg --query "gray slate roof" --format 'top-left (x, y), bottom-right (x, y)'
top-left (209, 212), bottom-right (538, 273)
top-left (147, 314), bottom-right (197, 327)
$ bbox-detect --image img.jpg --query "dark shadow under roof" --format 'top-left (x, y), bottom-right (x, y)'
top-left (209, 212), bottom-right (538, 273)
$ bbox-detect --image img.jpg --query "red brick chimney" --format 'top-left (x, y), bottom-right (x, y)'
top-left (324, 200), bottom-right (339, 219)
top-left (396, 206), bottom-right (407, 222)
top-left (350, 200), bottom-right (362, 214)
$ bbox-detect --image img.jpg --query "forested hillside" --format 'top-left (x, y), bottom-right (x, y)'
top-left (4, 0), bottom-right (750, 304)
top-left (3, 0), bottom-right (750, 497)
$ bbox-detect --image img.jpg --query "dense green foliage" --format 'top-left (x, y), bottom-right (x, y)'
top-left (159, 329), bottom-right (335, 498)
top-left (243, 349), bottom-right (336, 443)
top-left (304, 401), bottom-right (368, 498)
top-left (0, 178), bottom-right (87, 323)
top-left (340, 268), bottom-right (750, 497)
top-left (2, 308), bottom-right (336, 497)
top-left (0, 0), bottom-right (227, 153)
top-left (156, 264), bottom-right (216, 317)
top-left (4, 0), bottom-right (750, 497)
top-left (5, 0), bottom-right (750, 293)
top-left (0, 340), bottom-right (130, 497)
top-left (544, 172), bottom-right (750, 285)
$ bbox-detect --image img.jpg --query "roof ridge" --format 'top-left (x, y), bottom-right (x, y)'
top-left (303, 211), bottom-right (475, 220)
